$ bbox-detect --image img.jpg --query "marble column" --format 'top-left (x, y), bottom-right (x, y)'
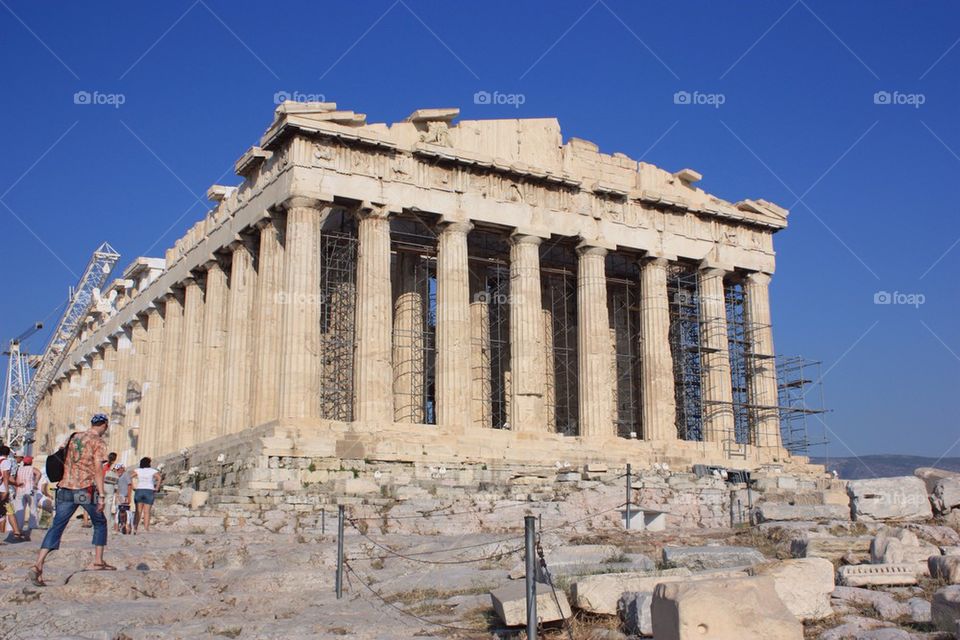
top-left (278, 198), bottom-right (326, 420)
top-left (469, 268), bottom-right (491, 429)
top-left (126, 316), bottom-right (148, 452)
top-left (111, 329), bottom-right (133, 452)
top-left (698, 267), bottom-right (735, 444)
top-left (353, 206), bottom-right (394, 423)
top-left (744, 271), bottom-right (781, 448)
top-left (157, 292), bottom-right (183, 456)
top-left (251, 216), bottom-right (285, 426)
top-left (139, 308), bottom-right (164, 456)
top-left (198, 259), bottom-right (228, 437)
top-left (98, 344), bottom-right (117, 448)
top-left (639, 257), bottom-right (677, 441)
top-left (576, 244), bottom-right (612, 439)
top-left (179, 276), bottom-right (205, 447)
top-left (509, 233), bottom-right (547, 432)
top-left (392, 251), bottom-right (424, 423)
top-left (223, 239), bottom-right (257, 433)
top-left (435, 221), bottom-right (473, 429)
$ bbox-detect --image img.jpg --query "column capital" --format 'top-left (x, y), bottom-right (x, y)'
top-left (279, 194), bottom-right (332, 211)
top-left (202, 257), bottom-right (226, 272)
top-left (640, 254), bottom-right (672, 268)
top-left (745, 270), bottom-right (773, 286)
top-left (357, 201), bottom-right (401, 219)
top-left (227, 236), bottom-right (257, 255)
top-left (698, 258), bottom-right (732, 275)
top-left (576, 236), bottom-right (615, 254)
top-left (438, 219), bottom-right (473, 235)
top-left (508, 232), bottom-right (543, 247)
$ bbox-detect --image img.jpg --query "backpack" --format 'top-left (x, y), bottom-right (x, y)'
top-left (45, 433), bottom-right (76, 483)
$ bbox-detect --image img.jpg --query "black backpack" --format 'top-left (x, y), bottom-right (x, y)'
top-left (45, 433), bottom-right (76, 482)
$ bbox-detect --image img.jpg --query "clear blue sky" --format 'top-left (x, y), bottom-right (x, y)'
top-left (1, 1), bottom-right (957, 459)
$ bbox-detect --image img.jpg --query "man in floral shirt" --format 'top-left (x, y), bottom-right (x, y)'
top-left (29, 414), bottom-right (113, 586)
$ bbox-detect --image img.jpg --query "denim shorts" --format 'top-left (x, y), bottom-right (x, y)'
top-left (133, 489), bottom-right (155, 505)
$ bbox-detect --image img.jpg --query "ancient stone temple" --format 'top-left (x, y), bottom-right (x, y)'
top-left (34, 102), bottom-right (809, 475)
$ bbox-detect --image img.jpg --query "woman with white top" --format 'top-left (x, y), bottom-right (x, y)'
top-left (132, 457), bottom-right (162, 533)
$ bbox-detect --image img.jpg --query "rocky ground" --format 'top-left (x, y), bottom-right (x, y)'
top-left (1, 468), bottom-right (959, 639)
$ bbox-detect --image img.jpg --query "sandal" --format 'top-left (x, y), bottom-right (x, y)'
top-left (27, 566), bottom-right (45, 587)
top-left (89, 562), bottom-right (117, 571)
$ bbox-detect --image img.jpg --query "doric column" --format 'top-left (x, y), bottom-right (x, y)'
top-left (278, 197), bottom-right (326, 419)
top-left (469, 268), bottom-right (492, 428)
top-left (223, 239), bottom-right (257, 433)
top-left (157, 292), bottom-right (183, 456)
top-left (178, 276), bottom-right (205, 447)
top-left (353, 206), bottom-right (394, 423)
top-left (639, 256), bottom-right (677, 441)
top-left (577, 243), bottom-right (612, 439)
top-left (126, 316), bottom-right (148, 451)
top-left (251, 216), bottom-right (285, 426)
top-left (392, 251), bottom-right (424, 423)
top-left (139, 308), bottom-right (164, 456)
top-left (508, 233), bottom-right (547, 432)
top-left (698, 266), bottom-right (735, 443)
top-left (435, 220), bottom-right (473, 429)
top-left (198, 259), bottom-right (228, 437)
top-left (111, 328), bottom-right (133, 452)
top-left (744, 271), bottom-right (781, 448)
top-left (99, 344), bottom-right (117, 448)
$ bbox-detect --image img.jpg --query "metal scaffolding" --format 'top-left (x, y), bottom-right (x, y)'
top-left (390, 217), bottom-right (437, 425)
top-left (777, 355), bottom-right (829, 457)
top-left (606, 254), bottom-right (642, 439)
top-left (541, 244), bottom-right (578, 436)
top-left (667, 265), bottom-right (704, 442)
top-left (318, 220), bottom-right (358, 422)
top-left (467, 229), bottom-right (511, 430)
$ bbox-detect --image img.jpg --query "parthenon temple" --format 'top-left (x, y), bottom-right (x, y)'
top-left (34, 102), bottom-right (813, 474)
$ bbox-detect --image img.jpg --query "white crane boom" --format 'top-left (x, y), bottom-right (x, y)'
top-left (6, 242), bottom-right (120, 452)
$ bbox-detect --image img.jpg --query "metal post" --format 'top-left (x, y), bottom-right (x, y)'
top-left (625, 463), bottom-right (632, 530)
top-left (524, 515), bottom-right (537, 640)
top-left (321, 508), bottom-right (326, 535)
top-left (336, 505), bottom-right (344, 599)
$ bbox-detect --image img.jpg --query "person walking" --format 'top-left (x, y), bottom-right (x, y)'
top-left (0, 445), bottom-right (25, 541)
top-left (132, 458), bottom-right (161, 533)
top-left (28, 414), bottom-right (114, 586)
top-left (13, 456), bottom-right (41, 531)
top-left (102, 456), bottom-right (119, 523)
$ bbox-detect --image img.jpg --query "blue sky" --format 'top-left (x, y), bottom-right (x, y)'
top-left (0, 1), bottom-right (957, 458)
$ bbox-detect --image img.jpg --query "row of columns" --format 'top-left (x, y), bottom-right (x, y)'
top-left (37, 199), bottom-right (781, 456)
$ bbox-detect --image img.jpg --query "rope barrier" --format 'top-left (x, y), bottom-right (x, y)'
top-left (347, 518), bottom-right (524, 564)
top-left (343, 561), bottom-right (490, 634)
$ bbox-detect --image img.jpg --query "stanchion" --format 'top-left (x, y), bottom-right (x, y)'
top-left (524, 515), bottom-right (537, 640)
top-left (322, 508), bottom-right (326, 535)
top-left (336, 505), bottom-right (345, 599)
top-left (625, 463), bottom-right (632, 530)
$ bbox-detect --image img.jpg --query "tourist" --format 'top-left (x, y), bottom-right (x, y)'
top-left (115, 465), bottom-right (132, 534)
top-left (28, 414), bottom-right (114, 587)
top-left (132, 457), bottom-right (162, 533)
top-left (0, 445), bottom-right (24, 541)
top-left (13, 455), bottom-right (42, 531)
top-left (102, 456), bottom-right (120, 521)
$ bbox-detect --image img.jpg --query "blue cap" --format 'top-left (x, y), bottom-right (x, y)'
top-left (90, 413), bottom-right (108, 425)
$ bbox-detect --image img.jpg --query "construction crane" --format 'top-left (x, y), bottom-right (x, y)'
top-left (4, 242), bottom-right (121, 453)
top-left (1, 322), bottom-right (43, 445)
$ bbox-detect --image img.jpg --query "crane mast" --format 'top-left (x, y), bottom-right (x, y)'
top-left (5, 242), bottom-right (120, 453)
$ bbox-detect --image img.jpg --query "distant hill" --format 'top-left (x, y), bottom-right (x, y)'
top-left (810, 455), bottom-right (960, 480)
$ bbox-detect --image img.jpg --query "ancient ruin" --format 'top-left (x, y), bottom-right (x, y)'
top-left (33, 101), bottom-right (821, 475)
